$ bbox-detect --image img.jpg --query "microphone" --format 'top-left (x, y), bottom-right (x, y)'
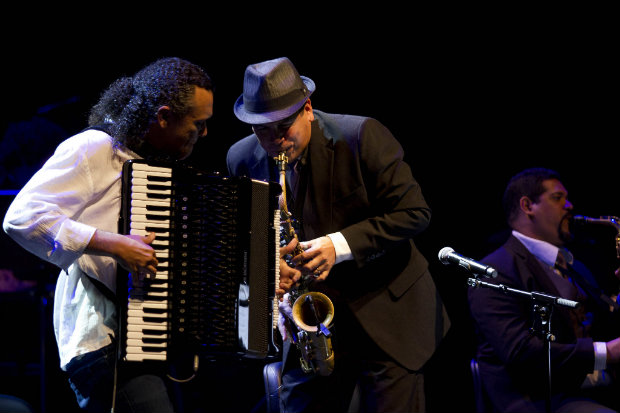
top-left (438, 247), bottom-right (498, 278)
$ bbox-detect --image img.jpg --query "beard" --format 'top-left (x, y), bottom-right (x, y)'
top-left (559, 214), bottom-right (574, 244)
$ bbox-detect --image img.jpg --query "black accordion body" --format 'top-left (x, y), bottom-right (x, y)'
top-left (117, 159), bottom-right (281, 363)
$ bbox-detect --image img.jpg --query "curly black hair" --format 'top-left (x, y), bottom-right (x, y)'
top-left (88, 57), bottom-right (213, 153)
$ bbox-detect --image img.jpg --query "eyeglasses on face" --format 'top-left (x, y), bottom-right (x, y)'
top-left (252, 104), bottom-right (306, 137)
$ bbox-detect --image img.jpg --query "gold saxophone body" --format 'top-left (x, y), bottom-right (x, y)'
top-left (275, 152), bottom-right (335, 376)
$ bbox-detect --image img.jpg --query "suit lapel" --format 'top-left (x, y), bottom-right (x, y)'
top-left (247, 144), bottom-right (274, 182)
top-left (506, 236), bottom-right (585, 339)
top-left (507, 236), bottom-right (564, 298)
top-left (302, 122), bottom-right (334, 239)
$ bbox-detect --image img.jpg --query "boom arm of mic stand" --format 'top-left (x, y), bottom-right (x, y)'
top-left (467, 278), bottom-right (580, 309)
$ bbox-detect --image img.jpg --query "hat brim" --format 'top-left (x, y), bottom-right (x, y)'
top-left (233, 76), bottom-right (315, 125)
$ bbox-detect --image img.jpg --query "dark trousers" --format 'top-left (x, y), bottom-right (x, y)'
top-left (65, 343), bottom-right (174, 413)
top-left (280, 305), bottom-right (425, 413)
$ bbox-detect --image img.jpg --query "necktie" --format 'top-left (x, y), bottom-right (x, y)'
top-left (286, 160), bottom-right (300, 207)
top-left (550, 251), bottom-right (590, 338)
top-left (554, 252), bottom-right (568, 277)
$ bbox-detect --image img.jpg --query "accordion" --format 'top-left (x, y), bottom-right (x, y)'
top-left (117, 159), bottom-right (281, 363)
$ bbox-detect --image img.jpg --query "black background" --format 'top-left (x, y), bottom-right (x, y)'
top-left (0, 10), bottom-right (618, 413)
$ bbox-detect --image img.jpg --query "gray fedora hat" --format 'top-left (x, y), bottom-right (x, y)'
top-left (234, 57), bottom-right (315, 125)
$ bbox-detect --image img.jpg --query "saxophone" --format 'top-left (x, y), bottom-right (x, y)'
top-left (572, 215), bottom-right (620, 258)
top-left (275, 151), bottom-right (335, 376)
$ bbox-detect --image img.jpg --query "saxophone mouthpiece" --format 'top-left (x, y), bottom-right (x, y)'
top-left (275, 152), bottom-right (288, 171)
top-left (571, 215), bottom-right (587, 227)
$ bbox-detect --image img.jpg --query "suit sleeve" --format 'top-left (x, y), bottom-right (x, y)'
top-left (338, 118), bottom-right (431, 268)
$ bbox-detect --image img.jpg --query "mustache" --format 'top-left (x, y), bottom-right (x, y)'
top-left (560, 213), bottom-right (574, 225)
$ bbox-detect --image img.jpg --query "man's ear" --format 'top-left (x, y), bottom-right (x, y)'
top-left (156, 106), bottom-right (172, 127)
top-left (304, 99), bottom-right (314, 121)
top-left (519, 196), bottom-right (534, 215)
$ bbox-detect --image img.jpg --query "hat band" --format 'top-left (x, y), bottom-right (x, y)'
top-left (244, 86), bottom-right (308, 114)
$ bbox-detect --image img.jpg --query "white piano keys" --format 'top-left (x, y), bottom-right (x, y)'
top-left (125, 316), bottom-right (170, 361)
top-left (130, 228), bottom-right (171, 239)
top-left (131, 186), bottom-right (171, 197)
top-left (130, 290), bottom-right (168, 300)
top-left (131, 163), bottom-right (173, 176)
top-left (125, 163), bottom-right (174, 363)
top-left (125, 350), bottom-right (166, 360)
top-left (127, 324), bottom-right (168, 332)
top-left (131, 199), bottom-right (171, 208)
top-left (131, 176), bottom-right (172, 185)
top-left (125, 351), bottom-right (168, 362)
top-left (127, 309), bottom-right (169, 319)
top-left (127, 331), bottom-right (166, 340)
top-left (127, 315), bottom-right (169, 326)
top-left (130, 207), bottom-right (171, 217)
top-left (130, 221), bottom-right (171, 230)
top-left (131, 192), bottom-right (172, 202)
top-left (128, 300), bottom-right (168, 310)
top-left (273, 211), bottom-right (281, 329)
top-left (126, 339), bottom-right (167, 348)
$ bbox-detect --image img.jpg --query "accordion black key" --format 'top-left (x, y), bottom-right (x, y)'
top-left (117, 159), bottom-right (281, 362)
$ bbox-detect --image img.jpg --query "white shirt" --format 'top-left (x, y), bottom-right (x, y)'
top-left (326, 232), bottom-right (352, 264)
top-left (3, 129), bottom-right (138, 369)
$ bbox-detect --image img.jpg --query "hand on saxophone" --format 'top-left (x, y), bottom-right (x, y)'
top-left (292, 236), bottom-right (336, 281)
top-left (277, 238), bottom-right (302, 296)
top-left (277, 293), bottom-right (294, 342)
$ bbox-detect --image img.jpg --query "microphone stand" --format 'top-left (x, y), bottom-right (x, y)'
top-left (467, 277), bottom-right (580, 413)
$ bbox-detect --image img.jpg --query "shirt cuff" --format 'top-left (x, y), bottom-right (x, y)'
top-left (593, 341), bottom-right (607, 371)
top-left (50, 219), bottom-right (96, 270)
top-left (327, 232), bottom-right (353, 265)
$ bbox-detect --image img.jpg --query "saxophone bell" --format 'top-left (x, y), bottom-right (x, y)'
top-left (292, 292), bottom-right (335, 333)
top-left (291, 291), bottom-right (335, 376)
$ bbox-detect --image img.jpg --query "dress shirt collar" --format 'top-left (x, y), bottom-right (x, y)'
top-left (512, 230), bottom-right (574, 268)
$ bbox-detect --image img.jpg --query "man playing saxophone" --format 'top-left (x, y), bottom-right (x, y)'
top-left (226, 57), bottom-right (450, 413)
top-left (468, 168), bottom-right (620, 412)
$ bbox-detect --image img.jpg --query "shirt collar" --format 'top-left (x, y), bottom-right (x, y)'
top-left (512, 230), bottom-right (573, 268)
top-left (287, 146), bottom-right (308, 173)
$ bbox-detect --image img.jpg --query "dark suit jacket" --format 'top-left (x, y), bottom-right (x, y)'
top-left (468, 234), bottom-right (618, 412)
top-left (226, 110), bottom-right (450, 371)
